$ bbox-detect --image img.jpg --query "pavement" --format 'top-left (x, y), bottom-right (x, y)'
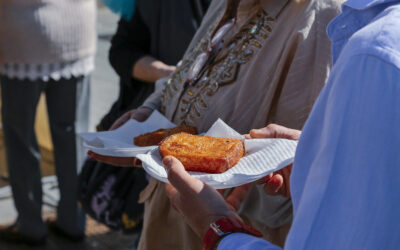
top-left (0, 7), bottom-right (140, 250)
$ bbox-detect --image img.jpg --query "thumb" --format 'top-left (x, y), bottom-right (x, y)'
top-left (163, 156), bottom-right (204, 195)
top-left (250, 127), bottom-right (275, 138)
top-left (250, 124), bottom-right (300, 140)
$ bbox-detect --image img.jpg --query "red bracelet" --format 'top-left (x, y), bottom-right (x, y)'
top-left (202, 217), bottom-right (263, 250)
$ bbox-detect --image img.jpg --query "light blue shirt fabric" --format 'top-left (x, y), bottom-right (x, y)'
top-left (218, 0), bottom-right (400, 249)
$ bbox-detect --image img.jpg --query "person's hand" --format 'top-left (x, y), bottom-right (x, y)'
top-left (256, 164), bottom-right (292, 197)
top-left (91, 107), bottom-right (153, 166)
top-left (164, 156), bottom-right (239, 238)
top-left (247, 123), bottom-right (301, 140)
top-left (217, 184), bottom-right (252, 212)
top-left (247, 124), bottom-right (300, 197)
top-left (110, 106), bottom-right (153, 130)
top-left (88, 151), bottom-right (142, 167)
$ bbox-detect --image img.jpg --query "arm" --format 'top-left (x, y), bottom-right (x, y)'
top-left (108, 8), bottom-right (174, 84)
top-left (163, 156), bottom-right (281, 249)
top-left (286, 54), bottom-right (400, 249)
top-left (133, 56), bottom-right (175, 83)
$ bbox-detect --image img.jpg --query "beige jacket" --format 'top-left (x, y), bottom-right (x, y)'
top-left (139, 0), bottom-right (342, 249)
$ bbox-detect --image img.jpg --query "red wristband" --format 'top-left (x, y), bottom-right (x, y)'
top-left (202, 217), bottom-right (263, 250)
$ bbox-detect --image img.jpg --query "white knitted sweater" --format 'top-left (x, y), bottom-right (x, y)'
top-left (0, 0), bottom-right (96, 65)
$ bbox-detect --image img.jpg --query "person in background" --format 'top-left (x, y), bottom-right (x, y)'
top-left (99, 0), bottom-right (211, 130)
top-left (79, 0), bottom-right (210, 241)
top-left (0, 0), bottom-right (96, 246)
top-left (162, 0), bottom-right (400, 249)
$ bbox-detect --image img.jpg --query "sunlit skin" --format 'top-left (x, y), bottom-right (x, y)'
top-left (163, 124), bottom-right (300, 239)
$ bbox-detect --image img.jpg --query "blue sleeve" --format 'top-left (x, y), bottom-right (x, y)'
top-left (220, 55), bottom-right (400, 250)
top-left (217, 233), bottom-right (281, 250)
top-left (286, 53), bottom-right (400, 250)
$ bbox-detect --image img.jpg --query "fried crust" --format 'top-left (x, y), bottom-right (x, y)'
top-left (159, 133), bottom-right (244, 173)
top-left (134, 126), bottom-right (197, 146)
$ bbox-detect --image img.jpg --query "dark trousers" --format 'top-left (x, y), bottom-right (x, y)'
top-left (0, 76), bottom-right (90, 238)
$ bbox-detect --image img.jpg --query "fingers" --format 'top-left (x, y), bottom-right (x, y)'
top-left (163, 156), bottom-right (204, 195)
top-left (110, 111), bottom-right (132, 130)
top-left (243, 134), bottom-right (251, 139)
top-left (255, 173), bottom-right (273, 185)
top-left (133, 158), bottom-right (142, 167)
top-left (165, 184), bottom-right (179, 203)
top-left (165, 184), bottom-right (181, 212)
top-left (263, 174), bottom-right (284, 196)
top-left (88, 151), bottom-right (137, 167)
top-left (132, 107), bottom-right (153, 122)
top-left (165, 183), bottom-right (177, 199)
top-left (249, 124), bottom-right (301, 140)
top-left (225, 184), bottom-right (251, 211)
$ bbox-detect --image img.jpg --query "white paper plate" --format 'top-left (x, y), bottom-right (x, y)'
top-left (137, 119), bottom-right (298, 189)
top-left (79, 110), bottom-right (176, 157)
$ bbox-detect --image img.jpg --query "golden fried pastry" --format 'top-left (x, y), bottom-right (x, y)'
top-left (159, 133), bottom-right (244, 173)
top-left (134, 126), bottom-right (197, 146)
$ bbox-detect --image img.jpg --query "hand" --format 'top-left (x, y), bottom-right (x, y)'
top-left (164, 156), bottom-right (238, 238)
top-left (110, 106), bottom-right (153, 130)
top-left (88, 151), bottom-right (142, 167)
top-left (247, 124), bottom-right (300, 197)
top-left (91, 106), bottom-right (153, 166)
top-left (218, 184), bottom-right (252, 212)
top-left (256, 164), bottom-right (292, 197)
top-left (248, 123), bottom-right (301, 140)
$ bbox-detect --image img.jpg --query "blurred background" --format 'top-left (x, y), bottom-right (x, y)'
top-left (0, 4), bottom-right (137, 250)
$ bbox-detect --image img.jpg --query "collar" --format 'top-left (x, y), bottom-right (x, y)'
top-left (327, 0), bottom-right (396, 42)
top-left (343, 0), bottom-right (399, 10)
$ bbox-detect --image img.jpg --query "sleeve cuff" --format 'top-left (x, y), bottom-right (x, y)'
top-left (218, 233), bottom-right (281, 250)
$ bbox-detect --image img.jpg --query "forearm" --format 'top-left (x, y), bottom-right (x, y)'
top-left (132, 56), bottom-right (176, 83)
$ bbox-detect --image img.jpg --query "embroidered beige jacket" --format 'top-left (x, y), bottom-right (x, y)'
top-left (139, 0), bottom-right (343, 249)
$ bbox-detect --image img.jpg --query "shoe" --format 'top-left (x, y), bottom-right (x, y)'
top-left (47, 220), bottom-right (85, 242)
top-left (0, 224), bottom-right (46, 246)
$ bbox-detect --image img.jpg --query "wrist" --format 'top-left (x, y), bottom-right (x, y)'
top-left (139, 106), bottom-right (153, 113)
top-left (155, 63), bottom-right (175, 79)
top-left (202, 217), bottom-right (263, 250)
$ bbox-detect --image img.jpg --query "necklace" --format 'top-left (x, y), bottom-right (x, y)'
top-left (163, 9), bottom-right (275, 125)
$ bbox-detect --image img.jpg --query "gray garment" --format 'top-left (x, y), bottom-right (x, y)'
top-left (0, 75), bottom-right (90, 238)
top-left (0, 0), bottom-right (96, 64)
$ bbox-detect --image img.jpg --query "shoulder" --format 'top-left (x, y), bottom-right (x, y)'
top-left (346, 4), bottom-right (400, 69)
top-left (309, 0), bottom-right (344, 15)
top-left (181, 0), bottom-right (225, 54)
top-left (293, 0), bottom-right (344, 39)
top-left (202, 0), bottom-right (226, 22)
top-left (304, 0), bottom-right (344, 22)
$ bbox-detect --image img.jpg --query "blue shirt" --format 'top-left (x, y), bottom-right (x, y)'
top-left (219, 0), bottom-right (400, 249)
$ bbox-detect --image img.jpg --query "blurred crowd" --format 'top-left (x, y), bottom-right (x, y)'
top-left (0, 0), bottom-right (399, 249)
